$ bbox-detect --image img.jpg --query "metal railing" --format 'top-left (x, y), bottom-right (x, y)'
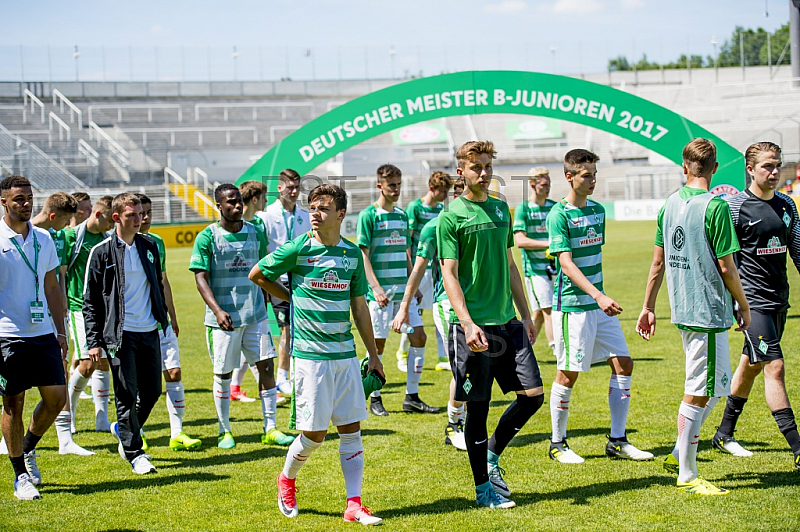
top-left (88, 103), bottom-right (184, 124)
top-left (52, 89), bottom-right (83, 129)
top-left (48, 111), bottom-right (71, 146)
top-left (23, 89), bottom-right (45, 123)
top-left (121, 126), bottom-right (258, 146)
top-left (88, 121), bottom-right (131, 167)
top-left (194, 101), bottom-right (315, 121)
top-left (269, 125), bottom-right (301, 144)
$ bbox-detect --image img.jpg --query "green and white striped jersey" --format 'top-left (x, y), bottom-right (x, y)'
top-left (258, 232), bottom-right (368, 360)
top-left (407, 198), bottom-right (443, 269)
top-left (513, 199), bottom-right (555, 277)
top-left (357, 204), bottom-right (409, 302)
top-left (546, 199), bottom-right (605, 312)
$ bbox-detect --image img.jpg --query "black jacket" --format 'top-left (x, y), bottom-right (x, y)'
top-left (83, 232), bottom-right (169, 354)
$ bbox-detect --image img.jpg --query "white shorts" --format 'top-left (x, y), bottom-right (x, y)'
top-left (553, 308), bottom-right (630, 372)
top-left (681, 329), bottom-right (732, 397)
top-left (418, 269), bottom-right (434, 310)
top-left (432, 299), bottom-right (452, 342)
top-left (160, 325), bottom-right (180, 371)
top-left (69, 310), bottom-right (106, 361)
top-left (368, 299), bottom-right (424, 339)
top-left (260, 320), bottom-right (278, 360)
top-left (524, 275), bottom-right (553, 312)
top-left (206, 322), bottom-right (271, 375)
top-left (292, 357), bottom-right (369, 432)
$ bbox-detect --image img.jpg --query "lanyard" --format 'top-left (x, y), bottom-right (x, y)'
top-left (281, 205), bottom-right (295, 240)
top-left (10, 228), bottom-right (40, 301)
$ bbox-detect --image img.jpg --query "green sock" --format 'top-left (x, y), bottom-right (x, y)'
top-left (487, 449), bottom-right (500, 467)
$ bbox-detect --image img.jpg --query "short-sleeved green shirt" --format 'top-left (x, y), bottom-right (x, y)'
top-left (357, 204), bottom-right (409, 302)
top-left (513, 199), bottom-right (556, 277)
top-left (655, 186), bottom-right (740, 333)
top-left (258, 232), bottom-right (367, 360)
top-left (148, 232), bottom-right (167, 272)
top-left (48, 228), bottom-right (68, 267)
top-left (63, 227), bottom-right (108, 312)
top-left (655, 186), bottom-right (739, 258)
top-left (249, 215), bottom-right (267, 237)
top-left (546, 199), bottom-right (605, 313)
top-left (406, 198), bottom-right (444, 269)
top-left (437, 195), bottom-right (515, 326)
top-left (416, 218), bottom-right (447, 303)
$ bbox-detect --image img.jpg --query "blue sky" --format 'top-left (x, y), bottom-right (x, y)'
top-left (0, 1), bottom-right (790, 80)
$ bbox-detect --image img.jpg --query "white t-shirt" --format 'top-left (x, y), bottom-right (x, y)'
top-left (257, 199), bottom-right (311, 282)
top-left (0, 219), bottom-right (60, 337)
top-left (121, 237), bottom-right (157, 332)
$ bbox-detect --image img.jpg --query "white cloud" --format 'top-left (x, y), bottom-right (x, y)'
top-left (620, 0), bottom-right (644, 9)
top-left (485, 1), bottom-right (528, 14)
top-left (550, 0), bottom-right (604, 14)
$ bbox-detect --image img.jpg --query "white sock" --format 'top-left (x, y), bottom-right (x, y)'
top-left (261, 388), bottom-right (278, 432)
top-left (339, 431), bottom-right (364, 500)
top-left (677, 402), bottom-right (704, 483)
top-left (702, 396), bottom-right (720, 424)
top-left (165, 381), bottom-right (185, 438)
top-left (406, 347), bottom-right (425, 394)
top-left (56, 411), bottom-right (95, 455)
top-left (213, 375), bottom-right (232, 433)
top-left (68, 371), bottom-right (90, 428)
top-left (447, 403), bottom-right (465, 424)
top-left (278, 368), bottom-right (290, 384)
top-left (92, 370), bottom-right (111, 430)
top-left (283, 433), bottom-right (322, 479)
top-left (231, 362), bottom-right (245, 387)
top-left (608, 374), bottom-right (632, 439)
top-left (550, 382), bottom-right (572, 442)
top-left (398, 333), bottom-right (410, 355)
top-left (370, 355), bottom-right (382, 398)
top-left (435, 328), bottom-right (446, 359)
top-left (670, 397), bottom-right (721, 460)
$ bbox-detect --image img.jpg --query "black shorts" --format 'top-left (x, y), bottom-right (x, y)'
top-left (742, 309), bottom-right (787, 364)
top-left (448, 319), bottom-right (543, 402)
top-left (0, 334), bottom-right (66, 397)
top-left (271, 281), bottom-right (291, 328)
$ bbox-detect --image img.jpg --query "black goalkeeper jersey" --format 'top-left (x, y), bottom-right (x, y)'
top-left (727, 190), bottom-right (800, 312)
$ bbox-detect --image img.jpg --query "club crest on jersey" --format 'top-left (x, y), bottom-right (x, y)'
top-left (224, 252), bottom-right (253, 272)
top-left (385, 230), bottom-right (406, 245)
top-left (783, 211), bottom-right (791, 227)
top-left (757, 236), bottom-right (786, 256)
top-left (146, 250), bottom-right (154, 263)
top-left (579, 227), bottom-right (602, 246)
top-left (341, 254), bottom-right (352, 272)
top-left (495, 206), bottom-right (503, 220)
top-left (309, 270), bottom-right (349, 291)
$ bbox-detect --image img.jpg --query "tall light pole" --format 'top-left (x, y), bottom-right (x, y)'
top-left (389, 46), bottom-right (396, 80)
top-left (711, 35), bottom-right (719, 83)
top-left (74, 45), bottom-right (80, 82)
top-left (232, 46), bottom-right (239, 81)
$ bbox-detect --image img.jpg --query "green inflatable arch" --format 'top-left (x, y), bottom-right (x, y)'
top-left (237, 70), bottom-right (744, 196)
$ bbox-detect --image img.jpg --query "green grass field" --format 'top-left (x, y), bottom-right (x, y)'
top-left (3, 220), bottom-right (800, 531)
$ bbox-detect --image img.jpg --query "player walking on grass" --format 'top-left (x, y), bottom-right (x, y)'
top-left (637, 138), bottom-right (750, 495)
top-left (514, 167), bottom-right (556, 353)
top-left (438, 141), bottom-right (545, 509)
top-left (190, 184), bottom-right (292, 449)
top-left (393, 177), bottom-right (467, 450)
top-left (358, 164), bottom-right (437, 416)
top-left (0, 176), bottom-right (69, 500)
top-left (30, 193), bottom-right (94, 456)
top-left (257, 169), bottom-right (311, 398)
top-left (546, 149), bottom-right (653, 465)
top-left (250, 184), bottom-right (384, 525)
top-left (63, 196), bottom-right (115, 434)
top-left (135, 194), bottom-right (201, 451)
top-left (710, 142), bottom-right (800, 469)
top-left (84, 193), bottom-right (168, 475)
top-left (397, 171), bottom-right (452, 372)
